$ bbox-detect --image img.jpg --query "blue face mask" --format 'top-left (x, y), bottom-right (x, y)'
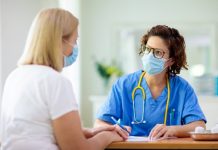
top-left (141, 53), bottom-right (166, 75)
top-left (64, 45), bottom-right (78, 67)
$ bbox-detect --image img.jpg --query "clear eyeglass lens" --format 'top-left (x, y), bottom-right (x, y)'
top-left (153, 49), bottom-right (164, 59)
top-left (144, 47), bottom-right (151, 54)
top-left (141, 45), bottom-right (165, 59)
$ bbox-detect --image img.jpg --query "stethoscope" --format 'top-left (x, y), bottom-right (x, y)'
top-left (131, 71), bottom-right (170, 125)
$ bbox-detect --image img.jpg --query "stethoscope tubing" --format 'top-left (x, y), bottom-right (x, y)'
top-left (131, 71), bottom-right (170, 125)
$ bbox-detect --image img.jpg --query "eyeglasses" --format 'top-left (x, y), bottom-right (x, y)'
top-left (140, 45), bottom-right (166, 59)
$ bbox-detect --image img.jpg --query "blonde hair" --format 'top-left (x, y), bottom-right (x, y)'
top-left (18, 8), bottom-right (78, 72)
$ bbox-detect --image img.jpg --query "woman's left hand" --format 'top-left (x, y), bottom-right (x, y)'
top-left (148, 124), bottom-right (177, 140)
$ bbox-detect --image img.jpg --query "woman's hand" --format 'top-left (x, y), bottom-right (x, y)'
top-left (94, 119), bottom-right (131, 140)
top-left (113, 125), bottom-right (131, 140)
top-left (148, 124), bottom-right (177, 140)
top-left (84, 125), bottom-right (131, 140)
top-left (105, 130), bottom-right (124, 142)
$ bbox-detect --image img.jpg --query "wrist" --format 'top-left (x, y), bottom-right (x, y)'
top-left (98, 131), bottom-right (114, 145)
top-left (171, 125), bottom-right (180, 137)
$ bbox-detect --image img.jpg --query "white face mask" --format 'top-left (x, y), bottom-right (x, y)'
top-left (64, 44), bottom-right (78, 67)
top-left (63, 39), bottom-right (79, 67)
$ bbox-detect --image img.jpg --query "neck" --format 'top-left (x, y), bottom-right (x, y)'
top-left (145, 72), bottom-right (167, 87)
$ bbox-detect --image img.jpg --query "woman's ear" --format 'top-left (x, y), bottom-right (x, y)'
top-left (165, 58), bottom-right (175, 68)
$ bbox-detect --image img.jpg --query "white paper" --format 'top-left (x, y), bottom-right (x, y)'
top-left (127, 136), bottom-right (149, 142)
top-left (127, 136), bottom-right (177, 142)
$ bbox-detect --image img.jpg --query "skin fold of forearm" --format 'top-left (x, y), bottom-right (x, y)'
top-left (68, 131), bottom-right (114, 150)
top-left (173, 121), bottom-right (205, 137)
top-left (82, 128), bottom-right (93, 138)
top-left (86, 131), bottom-right (114, 150)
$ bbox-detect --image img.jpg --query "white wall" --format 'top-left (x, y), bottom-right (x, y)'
top-left (2, 0), bottom-right (40, 87)
top-left (80, 0), bottom-right (218, 127)
top-left (0, 0), bottom-right (59, 116)
top-left (1, 0), bottom-right (58, 86)
top-left (199, 96), bottom-right (218, 129)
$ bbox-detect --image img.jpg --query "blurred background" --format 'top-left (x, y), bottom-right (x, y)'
top-left (0, 0), bottom-right (218, 129)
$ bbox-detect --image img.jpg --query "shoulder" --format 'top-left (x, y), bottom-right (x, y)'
top-left (14, 65), bottom-right (71, 87)
top-left (170, 75), bottom-right (193, 91)
top-left (41, 66), bottom-right (71, 87)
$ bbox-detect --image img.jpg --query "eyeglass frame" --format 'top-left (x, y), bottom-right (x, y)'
top-left (140, 45), bottom-right (168, 59)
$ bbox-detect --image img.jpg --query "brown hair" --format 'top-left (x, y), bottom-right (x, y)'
top-left (140, 25), bottom-right (188, 75)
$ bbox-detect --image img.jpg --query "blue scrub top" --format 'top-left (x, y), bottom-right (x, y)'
top-left (97, 70), bottom-right (207, 136)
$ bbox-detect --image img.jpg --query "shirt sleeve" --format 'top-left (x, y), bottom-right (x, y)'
top-left (96, 80), bottom-right (122, 124)
top-left (182, 85), bottom-right (207, 124)
top-left (48, 76), bottom-right (78, 120)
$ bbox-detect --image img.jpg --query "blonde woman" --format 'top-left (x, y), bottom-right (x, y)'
top-left (0, 8), bottom-right (124, 150)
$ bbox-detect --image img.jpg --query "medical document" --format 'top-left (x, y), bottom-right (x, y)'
top-left (127, 136), bottom-right (149, 142)
top-left (127, 136), bottom-right (177, 142)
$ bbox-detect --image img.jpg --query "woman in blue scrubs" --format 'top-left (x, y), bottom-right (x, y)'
top-left (95, 25), bottom-right (206, 140)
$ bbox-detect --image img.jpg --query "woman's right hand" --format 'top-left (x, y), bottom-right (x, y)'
top-left (94, 119), bottom-right (131, 140)
top-left (113, 125), bottom-right (131, 140)
top-left (106, 130), bottom-right (124, 142)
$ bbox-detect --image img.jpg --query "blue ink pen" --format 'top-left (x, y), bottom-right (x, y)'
top-left (111, 116), bottom-right (130, 134)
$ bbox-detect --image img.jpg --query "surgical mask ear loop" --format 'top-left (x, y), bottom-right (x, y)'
top-left (63, 39), bottom-right (77, 54)
top-left (162, 58), bottom-right (172, 72)
top-left (63, 39), bottom-right (75, 47)
top-left (164, 57), bottom-right (174, 70)
top-left (63, 40), bottom-right (79, 67)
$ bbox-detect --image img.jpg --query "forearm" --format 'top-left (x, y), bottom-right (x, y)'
top-left (65, 132), bottom-right (113, 150)
top-left (53, 111), bottom-right (120, 150)
top-left (173, 120), bottom-right (205, 137)
top-left (94, 119), bottom-right (112, 127)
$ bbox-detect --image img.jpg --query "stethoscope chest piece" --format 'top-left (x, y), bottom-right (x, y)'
top-left (131, 120), bottom-right (146, 124)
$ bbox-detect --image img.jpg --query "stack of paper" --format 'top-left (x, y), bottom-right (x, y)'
top-left (127, 136), bottom-right (149, 142)
top-left (127, 136), bottom-right (177, 142)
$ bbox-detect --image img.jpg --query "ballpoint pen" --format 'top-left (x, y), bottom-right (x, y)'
top-left (111, 116), bottom-right (130, 134)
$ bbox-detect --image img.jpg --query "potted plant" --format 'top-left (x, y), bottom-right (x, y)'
top-left (95, 61), bottom-right (123, 93)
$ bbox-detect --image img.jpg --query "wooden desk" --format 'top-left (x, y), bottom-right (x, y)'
top-left (106, 138), bottom-right (218, 149)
